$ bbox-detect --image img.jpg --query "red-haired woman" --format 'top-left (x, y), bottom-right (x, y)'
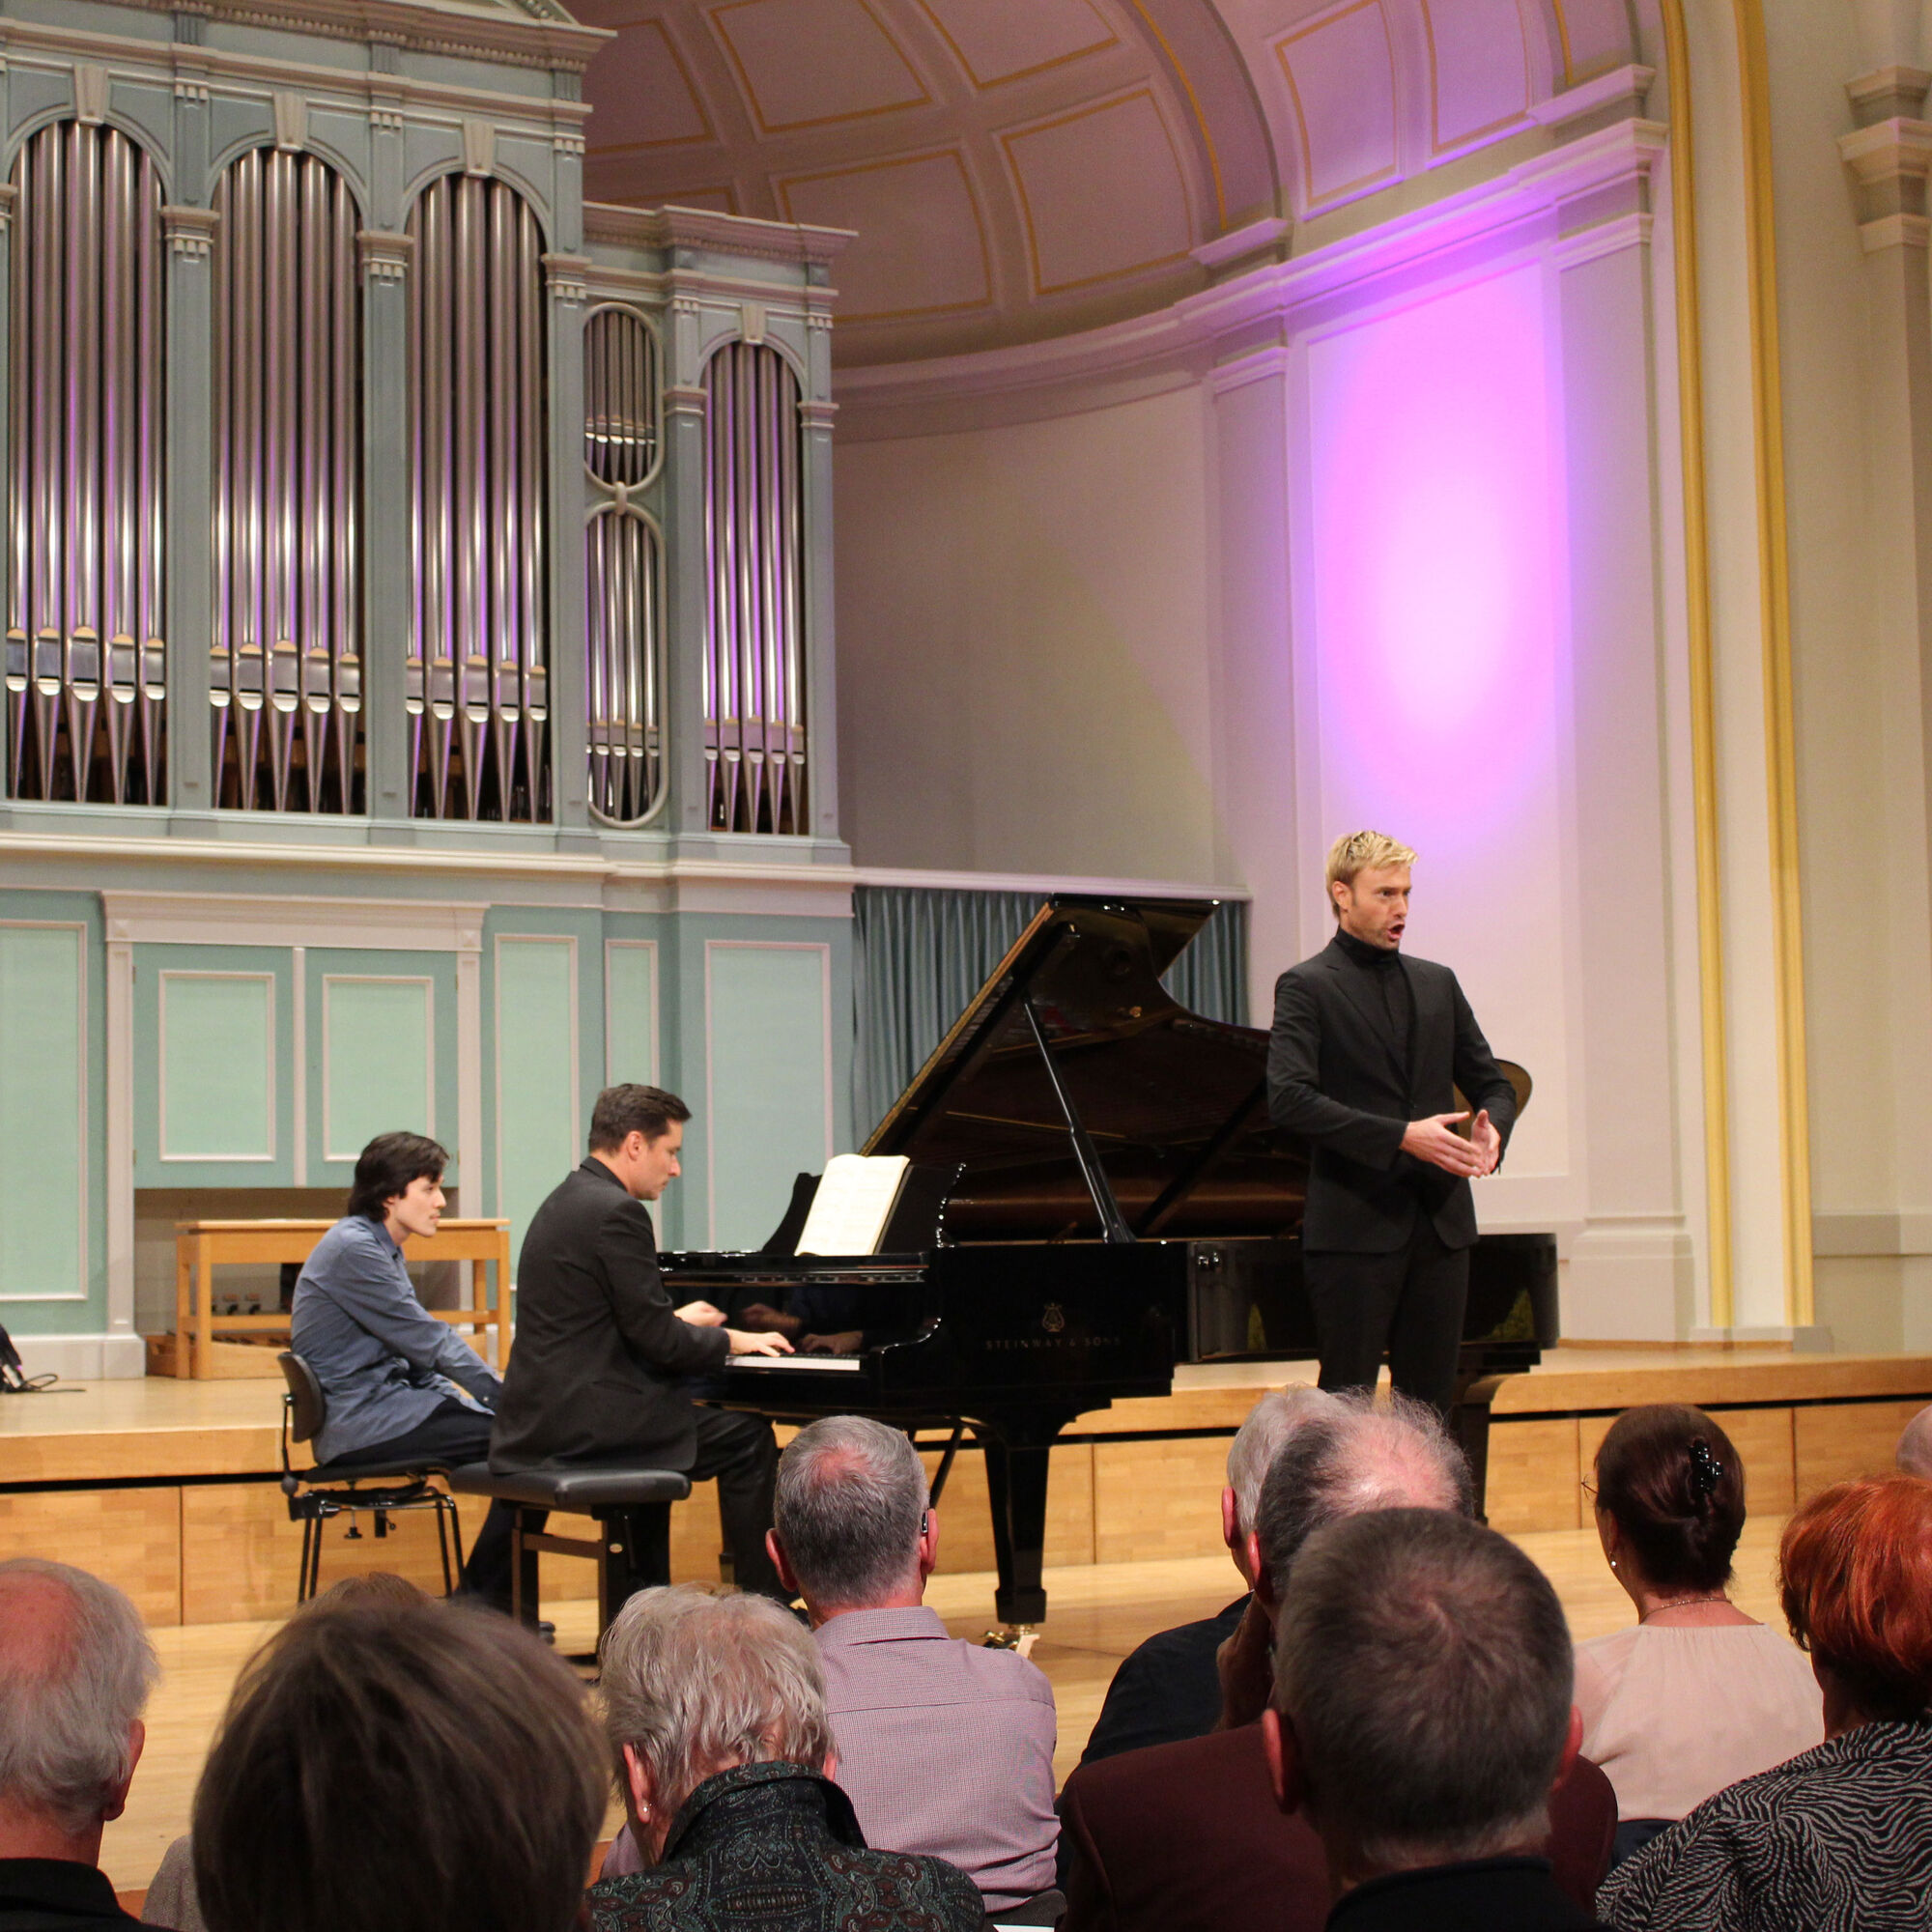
top-left (1600, 1473), bottom-right (1932, 1931)
top-left (1576, 1406), bottom-right (1822, 1866)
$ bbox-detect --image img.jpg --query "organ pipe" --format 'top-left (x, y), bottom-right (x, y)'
top-left (703, 341), bottom-right (806, 837)
top-left (5, 121), bottom-right (165, 805)
top-left (211, 147), bottom-right (362, 811)
top-left (582, 303), bottom-right (663, 826)
top-left (406, 174), bottom-right (548, 822)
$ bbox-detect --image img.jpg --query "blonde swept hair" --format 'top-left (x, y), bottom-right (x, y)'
top-left (1325, 831), bottom-right (1417, 917)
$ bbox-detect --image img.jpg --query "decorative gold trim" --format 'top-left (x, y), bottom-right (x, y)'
top-left (912, 0), bottom-right (1117, 91)
top-left (1275, 0), bottom-right (1400, 212)
top-left (774, 148), bottom-right (993, 322)
top-left (1419, 0), bottom-right (1528, 156)
top-left (1657, 0), bottom-right (1734, 1328)
top-left (588, 20), bottom-right (717, 153)
top-left (998, 87), bottom-right (1196, 297)
top-left (1731, 0), bottom-right (1814, 1326)
top-left (708, 0), bottom-right (930, 136)
top-left (1122, 0), bottom-right (1227, 231)
top-left (1550, 0), bottom-right (1577, 88)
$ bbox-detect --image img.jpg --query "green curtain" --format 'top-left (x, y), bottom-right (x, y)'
top-left (851, 886), bottom-right (1250, 1135)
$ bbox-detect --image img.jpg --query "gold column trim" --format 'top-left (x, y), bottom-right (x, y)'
top-left (1657, 0), bottom-right (1735, 1327)
top-left (1731, 0), bottom-right (1816, 1326)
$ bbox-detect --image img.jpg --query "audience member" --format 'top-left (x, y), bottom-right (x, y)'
top-left (604, 1415), bottom-right (1056, 1910)
top-left (1895, 1401), bottom-right (1932, 1477)
top-left (141, 1575), bottom-right (430, 1932)
top-left (1059, 1392), bottom-right (1616, 1932)
top-left (289, 1131), bottom-right (517, 1605)
top-left (1600, 1474), bottom-right (1932, 1932)
top-left (0, 1559), bottom-right (158, 1932)
top-left (1268, 1507), bottom-right (1603, 1929)
top-left (1079, 1387), bottom-right (1338, 1766)
top-left (589, 1585), bottom-right (984, 1932)
top-left (1576, 1405), bottom-right (1821, 1866)
top-left (190, 1589), bottom-right (604, 1932)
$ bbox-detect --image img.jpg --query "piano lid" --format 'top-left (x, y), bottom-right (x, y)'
top-left (861, 896), bottom-right (1304, 1242)
top-left (861, 895), bottom-right (1530, 1245)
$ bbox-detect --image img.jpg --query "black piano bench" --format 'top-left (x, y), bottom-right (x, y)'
top-left (446, 1463), bottom-right (692, 1646)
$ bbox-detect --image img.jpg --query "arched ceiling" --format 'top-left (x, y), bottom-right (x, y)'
top-left (571, 0), bottom-right (1640, 366)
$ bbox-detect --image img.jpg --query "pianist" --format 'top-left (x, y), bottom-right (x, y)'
top-left (488, 1084), bottom-right (794, 1603)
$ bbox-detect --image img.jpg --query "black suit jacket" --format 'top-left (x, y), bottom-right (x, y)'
top-left (1266, 936), bottom-right (1516, 1253)
top-left (1059, 1724), bottom-right (1614, 1932)
top-left (489, 1159), bottom-right (727, 1472)
top-left (1076, 1597), bottom-right (1248, 1769)
top-left (1328, 1858), bottom-right (1606, 1931)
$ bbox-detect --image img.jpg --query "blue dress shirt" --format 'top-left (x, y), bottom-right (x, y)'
top-left (289, 1215), bottom-right (502, 1463)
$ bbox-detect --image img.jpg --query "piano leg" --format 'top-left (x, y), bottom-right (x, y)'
top-left (974, 1412), bottom-right (1076, 1629)
top-left (1451, 1371), bottom-right (1510, 1524)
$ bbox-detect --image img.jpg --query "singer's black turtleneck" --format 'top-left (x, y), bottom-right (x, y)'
top-left (1333, 924), bottom-right (1412, 1062)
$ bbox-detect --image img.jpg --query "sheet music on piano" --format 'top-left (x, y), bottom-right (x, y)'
top-left (794, 1153), bottom-right (910, 1256)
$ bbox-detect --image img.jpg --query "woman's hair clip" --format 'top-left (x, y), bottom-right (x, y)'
top-left (1689, 1436), bottom-right (1724, 1502)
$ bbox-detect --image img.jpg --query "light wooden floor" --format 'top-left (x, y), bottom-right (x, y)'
top-left (97, 1515), bottom-right (1797, 1894)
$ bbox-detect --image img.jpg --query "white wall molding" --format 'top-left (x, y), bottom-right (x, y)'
top-left (851, 865), bottom-right (1249, 901)
top-left (1813, 1209), bottom-right (1932, 1257)
top-left (836, 115), bottom-right (1665, 440)
top-left (5, 1332), bottom-right (148, 1380)
top-left (102, 892), bottom-right (490, 952)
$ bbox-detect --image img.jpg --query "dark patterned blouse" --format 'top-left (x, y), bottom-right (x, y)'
top-left (1598, 1717), bottom-right (1932, 1932)
top-left (587, 1761), bottom-right (987, 1932)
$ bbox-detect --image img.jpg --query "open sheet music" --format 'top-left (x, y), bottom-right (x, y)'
top-left (795, 1153), bottom-right (910, 1256)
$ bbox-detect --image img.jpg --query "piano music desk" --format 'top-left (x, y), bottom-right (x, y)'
top-left (167, 1218), bottom-right (511, 1380)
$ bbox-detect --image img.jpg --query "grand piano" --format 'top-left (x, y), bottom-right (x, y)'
top-left (662, 895), bottom-right (1556, 1631)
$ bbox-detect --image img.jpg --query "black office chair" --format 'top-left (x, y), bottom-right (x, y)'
top-left (277, 1351), bottom-right (466, 1602)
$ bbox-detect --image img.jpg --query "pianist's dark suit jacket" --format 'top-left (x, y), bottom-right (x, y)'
top-left (489, 1158), bottom-right (726, 1472)
top-left (1059, 1722), bottom-right (1615, 1932)
top-left (1266, 936), bottom-right (1517, 1253)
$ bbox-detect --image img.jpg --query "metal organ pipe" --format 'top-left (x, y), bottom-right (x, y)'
top-left (403, 174), bottom-right (546, 821)
top-left (6, 121), bottom-right (165, 805)
top-left (702, 342), bottom-right (805, 835)
top-left (210, 146), bottom-right (362, 811)
top-left (582, 302), bottom-right (663, 827)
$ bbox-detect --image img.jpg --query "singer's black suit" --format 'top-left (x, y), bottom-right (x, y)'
top-left (1266, 930), bottom-right (1516, 1413)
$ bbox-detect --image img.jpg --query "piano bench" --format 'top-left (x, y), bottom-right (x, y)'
top-left (447, 1463), bottom-right (692, 1644)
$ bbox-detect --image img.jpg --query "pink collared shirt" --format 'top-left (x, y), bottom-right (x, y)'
top-left (815, 1605), bottom-right (1059, 1909)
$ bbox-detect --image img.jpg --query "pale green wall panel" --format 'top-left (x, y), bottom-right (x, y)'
top-left (706, 943), bottom-right (830, 1249)
top-left (0, 925), bottom-right (85, 1300)
top-left (160, 974), bottom-right (275, 1160)
top-left (496, 936), bottom-right (580, 1275)
top-left (324, 978), bottom-right (434, 1160)
top-left (605, 940), bottom-right (658, 1086)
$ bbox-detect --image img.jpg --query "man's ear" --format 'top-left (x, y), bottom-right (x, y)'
top-left (1221, 1487), bottom-right (1240, 1554)
top-left (623, 1743), bottom-right (655, 1822)
top-left (1247, 1530), bottom-right (1275, 1613)
top-left (766, 1530), bottom-right (802, 1600)
top-left (1262, 1706), bottom-right (1307, 1816)
top-left (917, 1508), bottom-right (940, 1581)
top-left (1552, 1706), bottom-right (1583, 1789)
top-left (101, 1719), bottom-right (146, 1824)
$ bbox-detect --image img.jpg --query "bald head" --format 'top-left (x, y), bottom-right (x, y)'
top-left (1897, 1404), bottom-right (1932, 1479)
top-left (1254, 1390), bottom-right (1473, 1601)
top-left (0, 1559), bottom-right (156, 1854)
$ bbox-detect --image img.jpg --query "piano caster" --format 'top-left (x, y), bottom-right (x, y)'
top-left (981, 1625), bottom-right (1039, 1658)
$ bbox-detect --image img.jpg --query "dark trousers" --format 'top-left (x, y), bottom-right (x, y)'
top-left (1304, 1216), bottom-right (1469, 1416)
top-left (512, 1406), bottom-right (785, 1613)
top-left (331, 1399), bottom-right (517, 1607)
top-left (685, 1404), bottom-right (784, 1599)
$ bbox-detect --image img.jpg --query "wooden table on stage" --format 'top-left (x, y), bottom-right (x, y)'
top-left (171, 1219), bottom-right (512, 1381)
